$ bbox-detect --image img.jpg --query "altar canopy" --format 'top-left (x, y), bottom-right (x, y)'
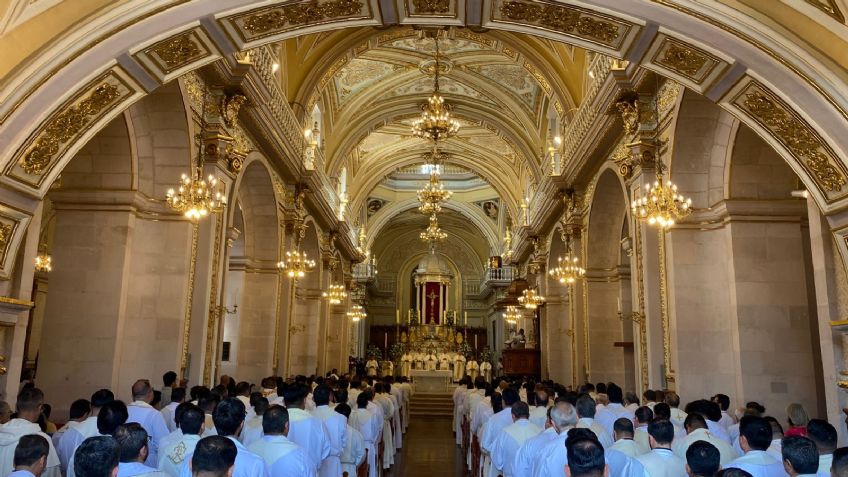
top-left (414, 252), bottom-right (452, 325)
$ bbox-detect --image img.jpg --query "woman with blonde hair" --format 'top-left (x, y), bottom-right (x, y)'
top-left (785, 403), bottom-right (809, 437)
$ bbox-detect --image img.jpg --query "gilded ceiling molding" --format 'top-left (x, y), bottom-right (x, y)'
top-left (656, 80), bottom-right (681, 118)
top-left (133, 27), bottom-right (220, 83)
top-left (4, 68), bottom-right (139, 190)
top-left (726, 79), bottom-right (847, 201)
top-left (409, 0), bottom-right (451, 15)
top-left (224, 0), bottom-right (372, 43)
top-left (804, 0), bottom-right (844, 23)
top-left (490, 0), bottom-right (633, 50)
top-left (642, 35), bottom-right (728, 91)
top-left (0, 204), bottom-right (30, 280)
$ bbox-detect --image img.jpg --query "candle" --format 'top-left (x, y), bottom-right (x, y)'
top-left (475, 334), bottom-right (478, 349)
top-left (464, 312), bottom-right (468, 325)
top-left (396, 310), bottom-right (400, 325)
top-left (617, 297), bottom-right (621, 313)
top-left (384, 332), bottom-right (388, 353)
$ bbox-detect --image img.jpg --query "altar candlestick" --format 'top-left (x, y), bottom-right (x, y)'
top-left (617, 297), bottom-right (621, 314)
top-left (384, 332), bottom-right (388, 353)
top-left (396, 310), bottom-right (400, 325)
top-left (475, 334), bottom-right (478, 349)
top-left (464, 312), bottom-right (468, 325)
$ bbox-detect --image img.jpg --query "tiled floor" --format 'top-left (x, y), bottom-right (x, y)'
top-left (387, 416), bottom-right (466, 476)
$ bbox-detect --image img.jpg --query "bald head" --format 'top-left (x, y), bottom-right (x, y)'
top-left (131, 380), bottom-right (152, 402)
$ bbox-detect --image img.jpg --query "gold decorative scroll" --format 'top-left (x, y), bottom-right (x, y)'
top-left (411, 0), bottom-right (450, 14)
top-left (15, 73), bottom-right (129, 178)
top-left (179, 223), bottom-right (200, 379)
top-left (655, 41), bottom-right (709, 79)
top-left (203, 214), bottom-right (225, 385)
top-left (523, 61), bottom-right (552, 94)
top-left (657, 80), bottom-right (681, 117)
top-left (232, 0), bottom-right (367, 42)
top-left (145, 30), bottom-right (209, 74)
top-left (731, 80), bottom-right (847, 198)
top-left (496, 0), bottom-right (629, 48)
top-left (658, 229), bottom-right (674, 385)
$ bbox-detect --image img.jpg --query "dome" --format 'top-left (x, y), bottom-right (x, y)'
top-left (417, 252), bottom-right (450, 275)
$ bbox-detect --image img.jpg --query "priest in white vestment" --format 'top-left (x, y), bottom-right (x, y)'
top-left (453, 354), bottom-right (466, 381)
top-left (725, 416), bottom-right (788, 477)
top-left (635, 420), bottom-right (686, 477)
top-left (454, 380), bottom-right (471, 445)
top-left (575, 395), bottom-right (614, 449)
top-left (114, 423), bottom-right (167, 477)
top-left (806, 419), bottom-right (836, 477)
top-left (400, 354), bottom-right (412, 377)
top-left (672, 413), bottom-right (738, 466)
top-left (311, 385), bottom-right (347, 477)
top-left (481, 389), bottom-right (521, 477)
top-left (366, 359), bottom-right (379, 377)
top-left (480, 361), bottom-right (493, 383)
top-left (491, 402), bottom-right (541, 477)
top-left (467, 359), bottom-right (480, 381)
top-left (529, 401), bottom-right (578, 477)
top-left (58, 389), bottom-right (114, 474)
top-left (126, 380), bottom-right (171, 469)
top-left (284, 386), bottom-right (331, 472)
top-left (0, 388), bottom-right (61, 477)
top-left (248, 405), bottom-right (316, 477)
top-left (596, 385), bottom-right (636, 437)
top-left (350, 393), bottom-right (382, 477)
top-left (512, 407), bottom-right (556, 477)
top-left (426, 352), bottom-right (438, 371)
top-left (158, 404), bottom-right (204, 477)
top-left (608, 418), bottom-right (646, 457)
top-left (334, 404), bottom-right (366, 477)
top-left (373, 384), bottom-right (395, 469)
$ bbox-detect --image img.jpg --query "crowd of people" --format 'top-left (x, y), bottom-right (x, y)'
top-left (454, 378), bottom-right (845, 477)
top-left (0, 370), bottom-right (414, 477)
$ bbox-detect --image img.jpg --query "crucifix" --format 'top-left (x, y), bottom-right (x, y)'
top-left (427, 290), bottom-right (438, 324)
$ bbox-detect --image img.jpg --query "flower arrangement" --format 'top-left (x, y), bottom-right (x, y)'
top-left (389, 342), bottom-right (404, 362)
top-left (458, 341), bottom-right (473, 359)
top-left (366, 344), bottom-right (382, 360)
top-left (480, 346), bottom-right (494, 365)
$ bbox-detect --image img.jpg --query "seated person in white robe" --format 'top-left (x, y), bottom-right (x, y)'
top-left (113, 423), bottom-right (166, 477)
top-left (725, 416), bottom-right (788, 477)
top-left (73, 437), bottom-right (120, 477)
top-left (9, 434), bottom-right (51, 477)
top-left (782, 436), bottom-right (821, 477)
top-left (635, 420), bottom-right (686, 477)
top-left (248, 405), bottom-right (316, 477)
top-left (684, 440), bottom-right (721, 477)
top-left (158, 404), bottom-right (205, 477)
top-left (334, 404), bottom-right (366, 477)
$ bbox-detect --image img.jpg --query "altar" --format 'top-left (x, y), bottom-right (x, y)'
top-left (410, 369), bottom-right (452, 393)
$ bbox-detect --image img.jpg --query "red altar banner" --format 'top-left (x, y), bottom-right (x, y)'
top-left (424, 282), bottom-right (441, 324)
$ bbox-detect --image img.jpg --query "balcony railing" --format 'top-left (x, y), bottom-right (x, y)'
top-left (353, 263), bottom-right (377, 282)
top-left (480, 266), bottom-right (515, 295)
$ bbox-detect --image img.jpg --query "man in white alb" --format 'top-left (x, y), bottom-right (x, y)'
top-left (334, 404), bottom-right (365, 477)
top-left (127, 379), bottom-right (170, 468)
top-left (635, 419), bottom-right (685, 477)
top-left (248, 405), bottom-right (316, 477)
top-left (491, 402), bottom-right (541, 477)
top-left (283, 384), bottom-right (331, 472)
top-left (672, 413), bottom-right (738, 466)
top-left (725, 416), bottom-right (788, 477)
top-left (310, 385), bottom-right (346, 477)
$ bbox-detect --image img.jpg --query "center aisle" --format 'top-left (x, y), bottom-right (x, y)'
top-left (386, 415), bottom-right (465, 477)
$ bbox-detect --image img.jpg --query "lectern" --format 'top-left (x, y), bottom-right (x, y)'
top-left (501, 348), bottom-right (540, 377)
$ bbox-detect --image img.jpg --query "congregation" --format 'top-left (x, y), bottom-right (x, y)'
top-left (454, 378), bottom-right (846, 477)
top-left (0, 371), bottom-right (413, 477)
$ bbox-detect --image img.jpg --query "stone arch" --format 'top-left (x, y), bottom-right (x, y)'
top-left (727, 124), bottom-right (801, 201)
top-left (59, 111), bottom-right (135, 191)
top-left (221, 157), bottom-right (282, 383)
top-left (584, 167), bottom-right (632, 386)
top-left (365, 199), bottom-right (500, 254)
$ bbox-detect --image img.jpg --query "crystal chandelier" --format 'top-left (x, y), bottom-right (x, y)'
top-left (632, 168), bottom-right (692, 229)
top-left (504, 305), bottom-right (521, 325)
top-left (347, 304), bottom-right (367, 322)
top-left (34, 246), bottom-right (52, 273)
top-left (420, 214), bottom-right (448, 243)
top-left (519, 288), bottom-right (545, 310)
top-left (411, 37), bottom-right (461, 142)
top-left (322, 283), bottom-right (348, 305)
top-left (166, 135), bottom-right (227, 220)
top-left (417, 154), bottom-right (452, 214)
top-left (277, 250), bottom-right (316, 278)
top-left (549, 192), bottom-right (585, 285)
